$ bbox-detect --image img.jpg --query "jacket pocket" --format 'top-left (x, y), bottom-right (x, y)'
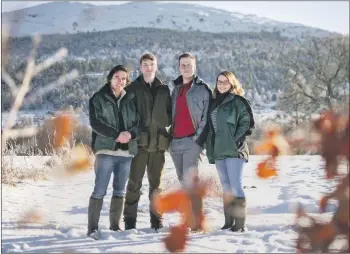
top-left (226, 116), bottom-right (236, 126)
top-left (128, 140), bottom-right (138, 155)
top-left (157, 128), bottom-right (171, 151)
top-left (224, 118), bottom-right (238, 156)
top-left (138, 132), bottom-right (148, 147)
top-left (94, 135), bottom-right (116, 152)
top-left (226, 118), bottom-right (237, 140)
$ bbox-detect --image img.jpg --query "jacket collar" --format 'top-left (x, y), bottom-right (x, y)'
top-left (221, 93), bottom-right (235, 104)
top-left (210, 93), bottom-right (235, 112)
top-left (173, 75), bottom-right (205, 86)
top-left (101, 83), bottom-right (129, 104)
top-left (136, 75), bottom-right (163, 88)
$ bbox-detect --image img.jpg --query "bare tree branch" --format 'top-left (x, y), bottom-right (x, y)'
top-left (25, 70), bottom-right (79, 105)
top-left (3, 35), bottom-right (41, 132)
top-left (33, 48), bottom-right (68, 76)
top-left (1, 69), bottom-right (18, 96)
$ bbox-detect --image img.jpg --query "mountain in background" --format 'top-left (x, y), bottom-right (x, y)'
top-left (2, 1), bottom-right (336, 38)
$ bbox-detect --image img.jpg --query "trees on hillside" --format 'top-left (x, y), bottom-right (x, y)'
top-left (278, 36), bottom-right (349, 124)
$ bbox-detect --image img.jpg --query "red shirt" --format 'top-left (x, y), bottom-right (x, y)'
top-left (173, 83), bottom-right (196, 138)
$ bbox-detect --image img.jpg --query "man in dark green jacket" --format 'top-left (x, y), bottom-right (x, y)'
top-left (123, 53), bottom-right (172, 231)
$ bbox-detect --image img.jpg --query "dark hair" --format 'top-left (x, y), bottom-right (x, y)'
top-left (140, 53), bottom-right (156, 64)
top-left (107, 65), bottom-right (130, 84)
top-left (178, 52), bottom-right (196, 64)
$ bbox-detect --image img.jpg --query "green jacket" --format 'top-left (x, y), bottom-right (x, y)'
top-left (125, 75), bottom-right (172, 152)
top-left (89, 84), bottom-right (140, 155)
top-left (206, 93), bottom-right (255, 164)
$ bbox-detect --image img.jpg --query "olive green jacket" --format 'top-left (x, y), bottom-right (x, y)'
top-left (125, 75), bottom-right (172, 152)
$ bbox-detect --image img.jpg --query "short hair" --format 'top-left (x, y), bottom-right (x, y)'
top-left (178, 52), bottom-right (196, 64)
top-left (140, 53), bottom-right (157, 64)
top-left (107, 65), bottom-right (130, 85)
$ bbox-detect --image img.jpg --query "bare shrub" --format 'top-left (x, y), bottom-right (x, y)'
top-left (2, 156), bottom-right (49, 186)
top-left (3, 118), bottom-right (92, 156)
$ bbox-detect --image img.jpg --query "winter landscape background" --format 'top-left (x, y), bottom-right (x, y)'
top-left (1, 1), bottom-right (349, 253)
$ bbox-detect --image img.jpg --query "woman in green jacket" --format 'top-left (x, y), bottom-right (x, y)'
top-left (206, 71), bottom-right (254, 232)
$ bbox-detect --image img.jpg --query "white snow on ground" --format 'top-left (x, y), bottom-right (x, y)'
top-left (1, 154), bottom-right (347, 253)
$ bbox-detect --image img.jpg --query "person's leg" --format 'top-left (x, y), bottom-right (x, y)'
top-left (225, 158), bottom-right (245, 198)
top-left (215, 159), bottom-right (231, 194)
top-left (225, 158), bottom-right (246, 232)
top-left (169, 139), bottom-right (184, 184)
top-left (182, 137), bottom-right (202, 187)
top-left (88, 154), bottom-right (114, 236)
top-left (215, 159), bottom-right (234, 229)
top-left (123, 149), bottom-right (148, 229)
top-left (110, 156), bottom-right (132, 231)
top-left (147, 150), bottom-right (165, 229)
top-left (180, 138), bottom-right (204, 231)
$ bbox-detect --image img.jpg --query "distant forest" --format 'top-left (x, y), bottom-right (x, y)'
top-left (2, 27), bottom-right (348, 116)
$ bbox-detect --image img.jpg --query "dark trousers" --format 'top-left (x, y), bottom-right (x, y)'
top-left (124, 149), bottom-right (165, 219)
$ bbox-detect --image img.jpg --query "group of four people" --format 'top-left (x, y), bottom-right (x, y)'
top-left (87, 52), bottom-right (255, 238)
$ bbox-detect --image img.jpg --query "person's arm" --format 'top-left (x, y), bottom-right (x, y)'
top-left (125, 93), bottom-right (141, 140)
top-left (166, 87), bottom-right (172, 128)
top-left (89, 96), bottom-right (119, 139)
top-left (234, 98), bottom-right (255, 145)
top-left (194, 86), bottom-right (212, 143)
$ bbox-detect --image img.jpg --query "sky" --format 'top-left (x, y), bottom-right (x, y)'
top-left (1, 1), bottom-right (349, 34)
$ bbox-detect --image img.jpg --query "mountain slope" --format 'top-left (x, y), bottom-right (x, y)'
top-left (2, 1), bottom-right (335, 38)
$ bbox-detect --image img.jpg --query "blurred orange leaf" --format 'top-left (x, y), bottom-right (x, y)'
top-left (254, 141), bottom-right (276, 155)
top-left (164, 226), bottom-right (188, 253)
top-left (312, 111), bottom-right (349, 179)
top-left (65, 145), bottom-right (92, 175)
top-left (18, 209), bottom-right (43, 227)
top-left (153, 176), bottom-right (209, 252)
top-left (53, 113), bottom-right (74, 148)
top-left (256, 158), bottom-right (278, 178)
top-left (319, 196), bottom-right (329, 213)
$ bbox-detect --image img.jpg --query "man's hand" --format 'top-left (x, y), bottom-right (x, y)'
top-left (116, 131), bottom-right (132, 143)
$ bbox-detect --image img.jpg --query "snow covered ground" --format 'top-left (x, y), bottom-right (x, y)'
top-left (1, 154), bottom-right (346, 253)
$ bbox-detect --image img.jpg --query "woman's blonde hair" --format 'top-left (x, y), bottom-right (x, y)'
top-left (213, 71), bottom-right (245, 97)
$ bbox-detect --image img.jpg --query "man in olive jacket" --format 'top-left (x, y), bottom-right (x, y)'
top-left (123, 53), bottom-right (172, 231)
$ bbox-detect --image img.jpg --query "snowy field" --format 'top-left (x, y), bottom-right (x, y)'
top-left (2, 154), bottom-right (346, 253)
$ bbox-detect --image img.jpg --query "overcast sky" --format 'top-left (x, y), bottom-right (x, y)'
top-left (1, 1), bottom-right (349, 34)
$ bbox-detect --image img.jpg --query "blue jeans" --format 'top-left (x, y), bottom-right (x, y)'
top-left (91, 154), bottom-right (132, 199)
top-left (215, 158), bottom-right (245, 198)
